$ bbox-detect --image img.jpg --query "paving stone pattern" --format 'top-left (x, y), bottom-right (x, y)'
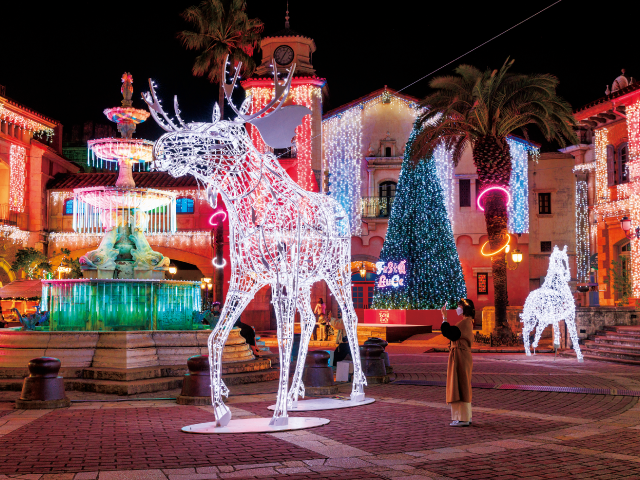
top-left (0, 353), bottom-right (639, 479)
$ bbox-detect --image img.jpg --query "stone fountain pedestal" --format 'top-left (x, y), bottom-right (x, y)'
top-left (0, 328), bottom-right (277, 395)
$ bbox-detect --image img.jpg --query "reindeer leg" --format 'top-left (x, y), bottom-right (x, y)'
top-left (270, 281), bottom-right (298, 426)
top-left (553, 321), bottom-right (561, 349)
top-left (324, 271), bottom-right (366, 403)
top-left (565, 310), bottom-right (583, 362)
top-left (288, 284), bottom-right (315, 408)
top-left (209, 282), bottom-right (261, 427)
top-left (531, 319), bottom-right (546, 350)
top-left (522, 311), bottom-right (533, 356)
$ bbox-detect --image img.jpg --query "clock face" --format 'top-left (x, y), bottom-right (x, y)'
top-left (274, 45), bottom-right (294, 65)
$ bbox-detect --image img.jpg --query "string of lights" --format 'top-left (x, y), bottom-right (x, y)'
top-left (0, 105), bottom-right (55, 140)
top-left (624, 100), bottom-right (640, 296)
top-left (575, 180), bottom-right (589, 283)
top-left (48, 230), bottom-right (210, 251)
top-left (595, 128), bottom-right (609, 204)
top-left (434, 143), bottom-right (455, 229)
top-left (9, 145), bottom-right (26, 213)
top-left (506, 136), bottom-right (538, 234)
top-left (0, 225), bottom-right (29, 244)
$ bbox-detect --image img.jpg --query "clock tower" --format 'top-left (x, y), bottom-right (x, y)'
top-left (242, 7), bottom-right (325, 192)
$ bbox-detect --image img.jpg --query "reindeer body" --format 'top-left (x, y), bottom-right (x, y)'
top-left (144, 60), bottom-right (366, 427)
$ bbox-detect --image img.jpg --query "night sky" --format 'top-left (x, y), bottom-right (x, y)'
top-left (1, 0), bottom-right (633, 151)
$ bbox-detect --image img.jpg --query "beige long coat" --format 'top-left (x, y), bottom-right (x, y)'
top-left (446, 316), bottom-right (474, 404)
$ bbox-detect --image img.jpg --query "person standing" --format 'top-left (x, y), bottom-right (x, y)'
top-left (440, 299), bottom-right (474, 427)
top-left (313, 298), bottom-right (327, 341)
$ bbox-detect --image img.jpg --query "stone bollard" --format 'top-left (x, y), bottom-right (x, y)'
top-left (302, 350), bottom-right (339, 395)
top-left (360, 344), bottom-right (390, 384)
top-left (364, 337), bottom-right (393, 375)
top-left (176, 355), bottom-right (212, 405)
top-left (16, 357), bottom-right (71, 409)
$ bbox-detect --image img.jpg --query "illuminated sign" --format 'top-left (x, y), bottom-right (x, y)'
top-left (375, 260), bottom-right (408, 289)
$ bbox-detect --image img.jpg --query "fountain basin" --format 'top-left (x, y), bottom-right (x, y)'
top-left (41, 279), bottom-right (202, 332)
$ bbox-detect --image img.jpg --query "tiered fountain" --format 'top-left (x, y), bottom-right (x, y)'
top-left (41, 73), bottom-right (200, 331)
top-left (0, 75), bottom-right (277, 393)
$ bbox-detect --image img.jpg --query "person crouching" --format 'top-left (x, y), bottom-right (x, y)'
top-left (440, 298), bottom-right (475, 427)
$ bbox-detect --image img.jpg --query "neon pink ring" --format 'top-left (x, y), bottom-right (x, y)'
top-left (477, 186), bottom-right (511, 211)
top-left (209, 210), bottom-right (227, 226)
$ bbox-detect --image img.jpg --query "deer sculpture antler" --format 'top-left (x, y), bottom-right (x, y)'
top-left (223, 55), bottom-right (311, 149)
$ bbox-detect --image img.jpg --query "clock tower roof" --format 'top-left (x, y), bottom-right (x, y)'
top-left (254, 5), bottom-right (317, 77)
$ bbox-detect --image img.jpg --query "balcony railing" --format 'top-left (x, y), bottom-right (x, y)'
top-left (361, 196), bottom-right (395, 218)
top-left (0, 204), bottom-right (19, 226)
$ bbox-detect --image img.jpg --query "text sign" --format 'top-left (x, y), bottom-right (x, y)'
top-left (375, 260), bottom-right (408, 289)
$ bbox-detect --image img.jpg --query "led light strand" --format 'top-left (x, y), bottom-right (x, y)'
top-left (0, 225), bottom-right (29, 244)
top-left (323, 107), bottom-right (363, 235)
top-left (573, 162), bottom-right (596, 172)
top-left (9, 144), bottom-right (26, 213)
top-left (434, 143), bottom-right (454, 229)
top-left (624, 100), bottom-right (640, 296)
top-left (506, 137), bottom-right (536, 234)
top-left (575, 180), bottom-right (589, 283)
top-left (0, 105), bottom-right (55, 139)
top-left (48, 230), bottom-right (211, 252)
top-left (595, 128), bottom-right (609, 204)
top-left (291, 85), bottom-right (320, 192)
top-left (521, 245), bottom-right (583, 361)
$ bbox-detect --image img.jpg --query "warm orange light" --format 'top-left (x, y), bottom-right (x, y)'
top-left (481, 234), bottom-right (511, 257)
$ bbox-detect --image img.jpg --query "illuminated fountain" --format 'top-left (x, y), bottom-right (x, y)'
top-left (41, 74), bottom-right (201, 331)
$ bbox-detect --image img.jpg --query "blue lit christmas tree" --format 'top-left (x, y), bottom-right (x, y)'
top-left (372, 126), bottom-right (466, 310)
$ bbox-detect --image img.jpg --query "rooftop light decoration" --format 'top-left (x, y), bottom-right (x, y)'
top-left (143, 56), bottom-right (368, 432)
top-left (521, 245), bottom-right (582, 361)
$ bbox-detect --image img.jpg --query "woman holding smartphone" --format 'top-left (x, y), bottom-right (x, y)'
top-left (440, 298), bottom-right (475, 427)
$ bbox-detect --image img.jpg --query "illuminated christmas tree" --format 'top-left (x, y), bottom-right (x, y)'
top-left (372, 126), bottom-right (466, 310)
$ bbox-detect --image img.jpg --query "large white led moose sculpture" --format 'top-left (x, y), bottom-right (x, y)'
top-left (521, 245), bottom-right (583, 361)
top-left (143, 58), bottom-right (367, 429)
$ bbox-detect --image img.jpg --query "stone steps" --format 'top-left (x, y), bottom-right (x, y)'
top-left (591, 337), bottom-right (640, 347)
top-left (559, 350), bottom-right (640, 366)
top-left (561, 324), bottom-right (640, 364)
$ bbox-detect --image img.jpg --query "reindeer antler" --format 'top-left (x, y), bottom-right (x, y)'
top-left (223, 55), bottom-right (295, 123)
top-left (222, 55), bottom-right (311, 149)
top-left (142, 80), bottom-right (182, 132)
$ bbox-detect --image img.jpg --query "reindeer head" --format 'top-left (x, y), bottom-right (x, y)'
top-left (142, 56), bottom-right (311, 202)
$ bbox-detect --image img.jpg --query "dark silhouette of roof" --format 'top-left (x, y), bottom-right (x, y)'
top-left (575, 81), bottom-right (640, 113)
top-left (267, 27), bottom-right (310, 39)
top-left (47, 172), bottom-right (199, 190)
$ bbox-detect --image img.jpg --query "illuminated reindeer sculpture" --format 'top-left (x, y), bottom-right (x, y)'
top-left (143, 58), bottom-right (366, 427)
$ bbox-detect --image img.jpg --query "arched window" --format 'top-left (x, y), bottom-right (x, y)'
top-left (63, 199), bottom-right (74, 215)
top-left (176, 197), bottom-right (194, 214)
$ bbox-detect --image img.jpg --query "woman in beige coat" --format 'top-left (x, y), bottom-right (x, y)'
top-left (440, 298), bottom-right (474, 427)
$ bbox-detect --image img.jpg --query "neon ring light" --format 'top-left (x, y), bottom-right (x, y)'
top-left (477, 186), bottom-right (511, 212)
top-left (212, 257), bottom-right (227, 268)
top-left (209, 210), bottom-right (227, 226)
top-left (481, 234), bottom-right (511, 257)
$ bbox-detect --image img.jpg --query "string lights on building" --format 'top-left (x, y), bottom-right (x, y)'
top-left (624, 100), bottom-right (640, 296)
top-left (575, 180), bottom-right (589, 283)
top-left (595, 128), bottom-right (609, 204)
top-left (323, 91), bottom-right (418, 234)
top-left (245, 84), bottom-right (321, 192)
top-left (9, 144), bottom-right (26, 213)
top-left (434, 143), bottom-right (454, 229)
top-left (506, 136), bottom-right (537, 234)
top-left (323, 107), bottom-right (363, 235)
top-left (48, 231), bottom-right (210, 251)
top-left (0, 105), bottom-right (55, 140)
top-left (0, 225), bottom-right (28, 244)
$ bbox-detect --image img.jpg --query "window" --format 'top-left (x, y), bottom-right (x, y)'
top-left (475, 178), bottom-right (483, 204)
top-left (379, 181), bottom-right (397, 218)
top-left (176, 197), bottom-right (194, 214)
top-left (539, 193), bottom-right (551, 214)
top-left (618, 143), bottom-right (629, 184)
top-left (477, 273), bottom-right (489, 295)
top-left (541, 241), bottom-right (552, 253)
top-left (63, 199), bottom-right (74, 215)
top-left (459, 179), bottom-right (471, 207)
top-left (352, 285), bottom-right (364, 309)
top-left (385, 146), bottom-right (392, 157)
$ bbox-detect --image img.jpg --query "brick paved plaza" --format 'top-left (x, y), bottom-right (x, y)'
top-left (1, 351), bottom-right (639, 480)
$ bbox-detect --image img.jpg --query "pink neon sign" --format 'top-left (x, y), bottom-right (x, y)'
top-left (476, 186), bottom-right (511, 212)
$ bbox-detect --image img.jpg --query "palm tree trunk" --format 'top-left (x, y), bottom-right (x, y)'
top-left (473, 136), bottom-right (512, 334)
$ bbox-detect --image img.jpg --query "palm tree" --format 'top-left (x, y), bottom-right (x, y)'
top-left (179, 0), bottom-right (263, 115)
top-left (412, 58), bottom-right (578, 334)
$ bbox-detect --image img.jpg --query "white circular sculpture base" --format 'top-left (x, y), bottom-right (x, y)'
top-left (268, 397), bottom-right (375, 412)
top-left (181, 417), bottom-right (330, 434)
